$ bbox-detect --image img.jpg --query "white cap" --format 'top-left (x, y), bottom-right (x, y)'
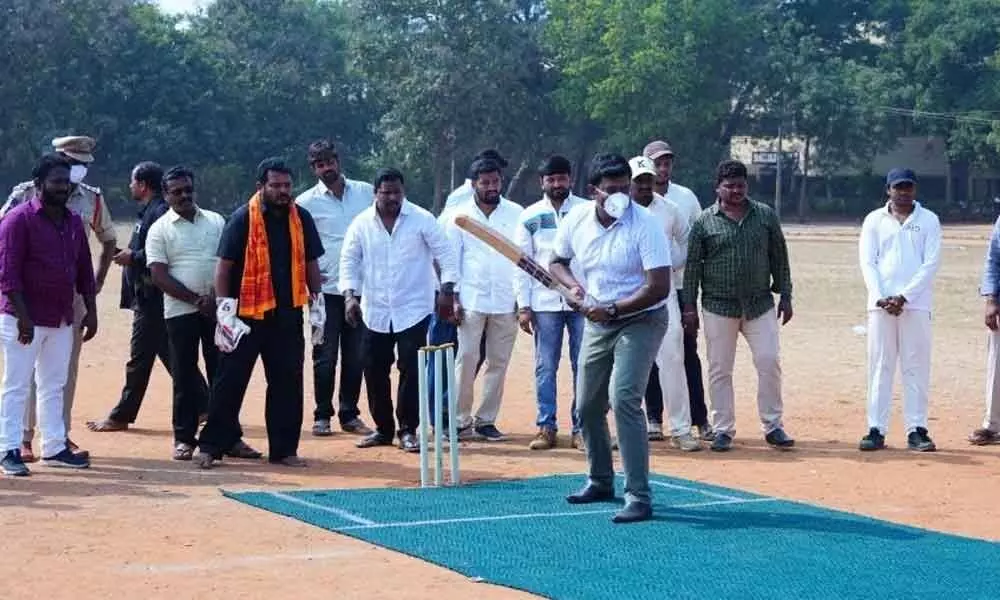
top-left (628, 156), bottom-right (657, 180)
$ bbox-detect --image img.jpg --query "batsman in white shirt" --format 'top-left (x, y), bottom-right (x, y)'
top-left (340, 168), bottom-right (458, 452)
top-left (858, 168), bottom-right (942, 452)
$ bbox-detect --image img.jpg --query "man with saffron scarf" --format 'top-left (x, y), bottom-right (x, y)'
top-left (195, 158), bottom-right (324, 469)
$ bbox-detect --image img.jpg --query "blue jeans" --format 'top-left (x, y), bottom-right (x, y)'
top-left (533, 310), bottom-right (584, 433)
top-left (425, 311), bottom-right (485, 422)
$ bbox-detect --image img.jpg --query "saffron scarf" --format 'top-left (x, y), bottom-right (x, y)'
top-left (238, 192), bottom-right (309, 319)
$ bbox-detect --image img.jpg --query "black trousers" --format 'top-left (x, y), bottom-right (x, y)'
top-left (312, 293), bottom-right (366, 424)
top-left (198, 309), bottom-right (305, 461)
top-left (166, 312), bottom-right (218, 446)
top-left (644, 295), bottom-right (709, 428)
top-left (364, 316), bottom-right (430, 439)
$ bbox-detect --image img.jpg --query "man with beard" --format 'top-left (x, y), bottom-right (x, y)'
top-left (443, 157), bottom-right (523, 441)
top-left (87, 162), bottom-right (209, 433)
top-left (642, 140), bottom-right (711, 440)
top-left (550, 153), bottom-right (672, 523)
top-left (146, 167), bottom-right (252, 461)
top-left (628, 156), bottom-right (701, 451)
top-left (340, 168), bottom-right (458, 451)
top-left (0, 154), bottom-right (98, 475)
top-left (195, 158), bottom-right (324, 469)
top-left (514, 155), bottom-right (589, 450)
top-left (295, 140), bottom-right (374, 438)
top-left (683, 160), bottom-right (795, 452)
top-left (2, 136), bottom-right (116, 461)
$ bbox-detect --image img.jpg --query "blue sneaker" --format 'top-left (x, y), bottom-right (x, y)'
top-left (1, 449), bottom-right (30, 476)
top-left (42, 447), bottom-right (90, 469)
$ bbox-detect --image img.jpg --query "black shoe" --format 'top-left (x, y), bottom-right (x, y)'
top-left (1, 449), bottom-right (29, 476)
top-left (765, 428), bottom-right (795, 450)
top-left (907, 427), bottom-right (937, 452)
top-left (859, 427), bottom-right (885, 451)
top-left (566, 483), bottom-right (616, 504)
top-left (356, 432), bottom-right (394, 448)
top-left (612, 501), bottom-right (652, 523)
top-left (711, 433), bottom-right (733, 452)
top-left (398, 432), bottom-right (419, 453)
top-left (474, 424), bottom-right (507, 441)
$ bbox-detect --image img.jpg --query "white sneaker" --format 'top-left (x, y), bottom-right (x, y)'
top-left (670, 433), bottom-right (702, 452)
top-left (647, 422), bottom-right (665, 441)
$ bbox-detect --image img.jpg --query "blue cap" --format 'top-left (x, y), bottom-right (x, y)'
top-left (886, 168), bottom-right (916, 186)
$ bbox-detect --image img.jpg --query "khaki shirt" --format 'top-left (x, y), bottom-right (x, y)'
top-left (2, 180), bottom-right (117, 244)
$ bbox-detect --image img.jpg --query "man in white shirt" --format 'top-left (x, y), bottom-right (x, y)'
top-left (444, 149), bottom-right (508, 210)
top-left (628, 156), bottom-right (701, 452)
top-left (443, 157), bottom-right (523, 441)
top-left (551, 153), bottom-right (672, 524)
top-left (295, 140), bottom-right (374, 438)
top-left (858, 168), bottom-right (941, 452)
top-left (971, 215), bottom-right (1000, 446)
top-left (514, 155), bottom-right (589, 451)
top-left (340, 168), bottom-right (458, 452)
top-left (643, 139), bottom-right (710, 439)
top-left (146, 167), bottom-right (260, 461)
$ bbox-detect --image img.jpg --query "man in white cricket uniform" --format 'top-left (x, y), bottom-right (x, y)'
top-left (628, 156), bottom-right (700, 451)
top-left (858, 168), bottom-right (941, 452)
top-left (443, 157), bottom-right (523, 441)
top-left (971, 215), bottom-right (1000, 445)
top-left (514, 155), bottom-right (589, 451)
top-left (551, 153), bottom-right (672, 524)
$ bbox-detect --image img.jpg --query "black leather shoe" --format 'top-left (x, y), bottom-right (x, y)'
top-left (612, 501), bottom-right (652, 523)
top-left (356, 432), bottom-right (393, 449)
top-left (566, 483), bottom-right (615, 504)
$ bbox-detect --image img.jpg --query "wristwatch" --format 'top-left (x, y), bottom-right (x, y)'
top-left (606, 302), bottom-right (619, 319)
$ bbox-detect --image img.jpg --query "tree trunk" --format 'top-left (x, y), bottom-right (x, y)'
top-left (432, 144), bottom-right (444, 214)
top-left (505, 159), bottom-right (530, 205)
top-left (797, 138), bottom-right (810, 223)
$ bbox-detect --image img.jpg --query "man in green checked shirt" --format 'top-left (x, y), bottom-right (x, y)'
top-left (681, 159), bottom-right (795, 452)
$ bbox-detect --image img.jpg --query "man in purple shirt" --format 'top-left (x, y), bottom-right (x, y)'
top-left (0, 154), bottom-right (98, 475)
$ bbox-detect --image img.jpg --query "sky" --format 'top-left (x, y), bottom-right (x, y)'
top-left (154, 0), bottom-right (206, 14)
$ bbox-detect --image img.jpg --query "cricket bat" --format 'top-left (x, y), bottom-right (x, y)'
top-left (453, 215), bottom-right (583, 307)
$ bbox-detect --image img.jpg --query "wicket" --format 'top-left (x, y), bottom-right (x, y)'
top-left (417, 343), bottom-right (460, 487)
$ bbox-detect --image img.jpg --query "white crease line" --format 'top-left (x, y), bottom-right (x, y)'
top-left (332, 497), bottom-right (779, 531)
top-left (119, 549), bottom-right (358, 574)
top-left (648, 480), bottom-right (742, 501)
top-left (270, 492), bottom-right (377, 526)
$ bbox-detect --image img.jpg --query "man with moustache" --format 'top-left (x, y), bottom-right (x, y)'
top-left (550, 153), bottom-right (672, 523)
top-left (195, 158), bottom-right (325, 469)
top-left (146, 167), bottom-right (254, 461)
top-left (683, 160), bottom-right (795, 452)
top-left (443, 157), bottom-right (523, 441)
top-left (642, 140), bottom-right (711, 440)
top-left (340, 168), bottom-right (458, 451)
top-left (295, 140), bottom-right (374, 438)
top-left (2, 136), bottom-right (116, 461)
top-left (514, 155), bottom-right (589, 450)
top-left (0, 154), bottom-right (98, 475)
top-left (628, 156), bottom-right (701, 451)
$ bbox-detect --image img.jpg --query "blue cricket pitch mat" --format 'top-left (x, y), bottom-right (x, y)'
top-left (223, 473), bottom-right (998, 600)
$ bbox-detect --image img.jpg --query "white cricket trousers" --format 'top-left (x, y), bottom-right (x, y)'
top-left (702, 310), bottom-right (784, 436)
top-left (455, 310), bottom-right (518, 428)
top-left (655, 290), bottom-right (691, 436)
top-left (866, 309), bottom-right (931, 435)
top-left (982, 331), bottom-right (1000, 432)
top-left (0, 314), bottom-right (74, 458)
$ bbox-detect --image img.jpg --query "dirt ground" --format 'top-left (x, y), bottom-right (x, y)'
top-left (2, 223), bottom-right (999, 600)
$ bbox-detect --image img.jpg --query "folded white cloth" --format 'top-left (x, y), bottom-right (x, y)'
top-left (214, 297), bottom-right (251, 353)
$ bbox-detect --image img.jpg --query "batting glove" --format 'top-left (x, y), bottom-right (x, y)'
top-left (309, 293), bottom-right (326, 346)
top-left (214, 297), bottom-right (251, 353)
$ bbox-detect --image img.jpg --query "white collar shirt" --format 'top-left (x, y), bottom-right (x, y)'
top-left (644, 193), bottom-right (690, 292)
top-left (339, 200), bottom-right (458, 333)
top-left (514, 193), bottom-right (590, 311)
top-left (444, 179), bottom-right (474, 209)
top-left (444, 197), bottom-right (524, 314)
top-left (663, 182), bottom-right (701, 289)
top-left (295, 178), bottom-right (374, 295)
top-left (553, 201), bottom-right (672, 317)
top-left (144, 206), bottom-right (226, 319)
top-left (859, 201), bottom-right (942, 312)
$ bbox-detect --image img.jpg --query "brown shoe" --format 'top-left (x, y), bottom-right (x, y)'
top-left (20, 441), bottom-right (36, 463)
top-left (341, 418), bottom-right (374, 436)
top-left (529, 428), bottom-right (557, 450)
top-left (968, 428), bottom-right (1000, 445)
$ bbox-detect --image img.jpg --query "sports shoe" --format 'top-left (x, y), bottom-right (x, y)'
top-left (647, 422), bottom-right (665, 441)
top-left (475, 424), bottom-right (507, 442)
top-left (859, 427), bottom-right (885, 451)
top-left (670, 432), bottom-right (702, 452)
top-left (765, 428), bottom-right (795, 450)
top-left (907, 427), bottom-right (936, 452)
top-left (711, 433), bottom-right (733, 452)
top-left (42, 447), bottom-right (90, 469)
top-left (529, 428), bottom-right (557, 450)
top-left (1, 449), bottom-right (30, 476)
top-left (311, 419), bottom-right (333, 436)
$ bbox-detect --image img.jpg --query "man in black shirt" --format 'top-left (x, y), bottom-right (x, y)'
top-left (195, 158), bottom-right (324, 468)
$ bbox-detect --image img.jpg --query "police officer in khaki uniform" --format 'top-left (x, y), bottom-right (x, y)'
top-left (1, 135), bottom-right (117, 461)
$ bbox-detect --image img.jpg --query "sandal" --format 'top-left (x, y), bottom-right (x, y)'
top-left (173, 442), bottom-right (195, 461)
top-left (20, 441), bottom-right (36, 463)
